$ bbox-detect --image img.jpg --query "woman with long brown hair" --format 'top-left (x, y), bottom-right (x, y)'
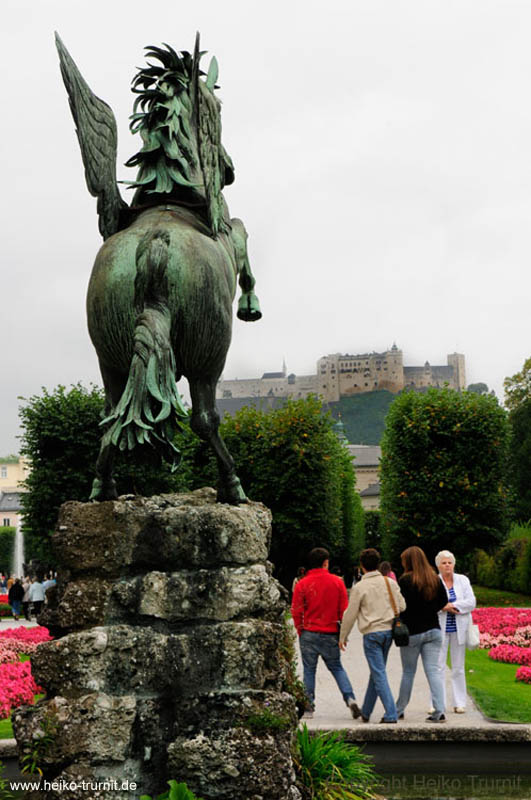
top-left (395, 546), bottom-right (448, 722)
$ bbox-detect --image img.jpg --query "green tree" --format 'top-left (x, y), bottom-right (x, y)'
top-left (379, 388), bottom-right (509, 566)
top-left (504, 357), bottom-right (531, 411)
top-left (508, 399), bottom-right (531, 522)
top-left (183, 396), bottom-right (364, 587)
top-left (467, 382), bottom-right (489, 395)
top-left (19, 384), bottom-right (184, 563)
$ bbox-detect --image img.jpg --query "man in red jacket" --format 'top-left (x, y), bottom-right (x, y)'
top-left (291, 547), bottom-right (360, 719)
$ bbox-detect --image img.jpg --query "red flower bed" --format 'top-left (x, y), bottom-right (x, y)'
top-left (0, 662), bottom-right (42, 718)
top-left (0, 627), bottom-right (51, 718)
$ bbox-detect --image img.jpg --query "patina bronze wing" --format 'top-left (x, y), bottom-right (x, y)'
top-left (55, 33), bottom-right (130, 240)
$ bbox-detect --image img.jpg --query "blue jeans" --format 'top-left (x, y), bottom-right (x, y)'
top-left (362, 630), bottom-right (397, 721)
top-left (299, 630), bottom-right (356, 707)
top-left (10, 600), bottom-right (21, 617)
top-left (396, 628), bottom-right (444, 716)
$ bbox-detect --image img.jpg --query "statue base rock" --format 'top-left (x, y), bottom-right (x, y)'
top-left (13, 489), bottom-right (301, 800)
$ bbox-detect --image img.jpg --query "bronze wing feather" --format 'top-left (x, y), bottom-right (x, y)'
top-left (55, 33), bottom-right (129, 240)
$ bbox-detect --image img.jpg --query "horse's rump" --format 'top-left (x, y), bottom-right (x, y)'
top-left (87, 207), bottom-right (236, 379)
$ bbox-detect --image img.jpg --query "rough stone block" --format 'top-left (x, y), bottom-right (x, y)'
top-left (54, 489), bottom-right (272, 575)
top-left (32, 620), bottom-right (284, 696)
top-left (31, 626), bottom-right (169, 695)
top-left (13, 693), bottom-right (136, 767)
top-left (171, 689), bottom-right (298, 734)
top-left (113, 564), bottom-right (283, 622)
top-left (167, 728), bottom-right (297, 799)
top-left (40, 578), bottom-right (113, 632)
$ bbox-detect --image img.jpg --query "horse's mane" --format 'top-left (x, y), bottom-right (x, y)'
top-left (124, 41), bottom-right (231, 236)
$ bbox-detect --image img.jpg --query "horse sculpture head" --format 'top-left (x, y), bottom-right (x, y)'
top-left (124, 39), bottom-right (234, 237)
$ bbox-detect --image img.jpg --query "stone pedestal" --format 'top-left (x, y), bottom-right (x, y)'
top-left (13, 489), bottom-right (301, 800)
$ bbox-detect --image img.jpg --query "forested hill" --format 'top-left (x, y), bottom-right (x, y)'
top-left (328, 391), bottom-right (395, 445)
top-left (216, 390), bottom-right (396, 445)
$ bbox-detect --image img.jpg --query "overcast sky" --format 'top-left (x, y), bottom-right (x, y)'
top-left (2, 0), bottom-right (530, 454)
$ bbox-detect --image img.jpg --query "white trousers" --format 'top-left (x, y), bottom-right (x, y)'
top-left (438, 631), bottom-right (467, 709)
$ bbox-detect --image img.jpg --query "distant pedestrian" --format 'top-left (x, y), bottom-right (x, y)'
top-left (292, 567), bottom-right (306, 594)
top-left (331, 566), bottom-right (346, 583)
top-left (22, 577), bottom-right (31, 620)
top-left (292, 547), bottom-right (361, 719)
top-left (8, 579), bottom-right (24, 621)
top-left (42, 574), bottom-right (57, 599)
top-left (28, 578), bottom-right (45, 617)
top-left (351, 566), bottom-right (362, 587)
top-left (379, 561), bottom-right (397, 581)
top-left (340, 548), bottom-right (406, 723)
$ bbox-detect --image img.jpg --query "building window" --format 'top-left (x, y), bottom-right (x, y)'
top-left (0, 467), bottom-right (6, 479)
top-left (2, 518), bottom-right (9, 527)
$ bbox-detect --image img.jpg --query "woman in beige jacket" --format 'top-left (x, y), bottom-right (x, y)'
top-left (340, 548), bottom-right (406, 723)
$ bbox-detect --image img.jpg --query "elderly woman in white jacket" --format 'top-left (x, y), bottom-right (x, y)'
top-left (436, 550), bottom-right (476, 713)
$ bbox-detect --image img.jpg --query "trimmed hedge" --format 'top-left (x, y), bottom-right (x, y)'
top-left (471, 536), bottom-right (531, 594)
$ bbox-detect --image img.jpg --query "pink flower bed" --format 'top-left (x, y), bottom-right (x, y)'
top-left (473, 608), bottom-right (531, 648)
top-left (516, 667), bottom-right (531, 684)
top-left (0, 627), bottom-right (52, 645)
top-left (474, 609), bottom-right (531, 685)
top-left (489, 645), bottom-right (531, 666)
top-left (0, 627), bottom-right (52, 660)
top-left (0, 627), bottom-right (51, 718)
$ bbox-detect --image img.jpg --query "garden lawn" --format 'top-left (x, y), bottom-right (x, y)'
top-left (473, 585), bottom-right (531, 608)
top-left (0, 691), bottom-right (44, 740)
top-left (466, 649), bottom-right (531, 723)
top-left (0, 716), bottom-right (13, 738)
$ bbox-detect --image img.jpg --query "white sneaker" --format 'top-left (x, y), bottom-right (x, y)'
top-left (454, 707), bottom-right (466, 713)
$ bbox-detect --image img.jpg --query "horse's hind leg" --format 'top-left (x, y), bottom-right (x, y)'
top-left (89, 361), bottom-right (125, 501)
top-left (189, 378), bottom-right (247, 504)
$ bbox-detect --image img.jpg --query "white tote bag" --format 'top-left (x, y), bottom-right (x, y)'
top-left (465, 616), bottom-right (480, 650)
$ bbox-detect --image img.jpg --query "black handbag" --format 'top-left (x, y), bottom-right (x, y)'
top-left (384, 577), bottom-right (410, 647)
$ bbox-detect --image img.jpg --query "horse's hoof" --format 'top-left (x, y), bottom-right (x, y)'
top-left (237, 292), bottom-right (262, 322)
top-left (217, 477), bottom-right (248, 505)
top-left (89, 478), bottom-right (118, 502)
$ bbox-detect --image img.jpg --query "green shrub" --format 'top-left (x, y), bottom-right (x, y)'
top-left (294, 725), bottom-right (379, 799)
top-left (380, 388), bottom-right (509, 565)
top-left (364, 511), bottom-right (381, 551)
top-left (507, 522), bottom-right (531, 541)
top-left (0, 528), bottom-right (15, 577)
top-left (0, 604), bottom-right (12, 618)
top-left (471, 550), bottom-right (498, 588)
top-left (140, 781), bottom-right (203, 800)
top-left (472, 539), bottom-right (531, 594)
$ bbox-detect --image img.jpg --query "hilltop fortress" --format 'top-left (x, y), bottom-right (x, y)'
top-left (216, 345), bottom-right (466, 404)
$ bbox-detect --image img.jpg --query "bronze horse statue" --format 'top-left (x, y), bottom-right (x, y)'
top-left (56, 35), bottom-right (261, 504)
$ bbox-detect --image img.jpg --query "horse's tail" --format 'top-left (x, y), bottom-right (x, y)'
top-left (101, 229), bottom-right (187, 467)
